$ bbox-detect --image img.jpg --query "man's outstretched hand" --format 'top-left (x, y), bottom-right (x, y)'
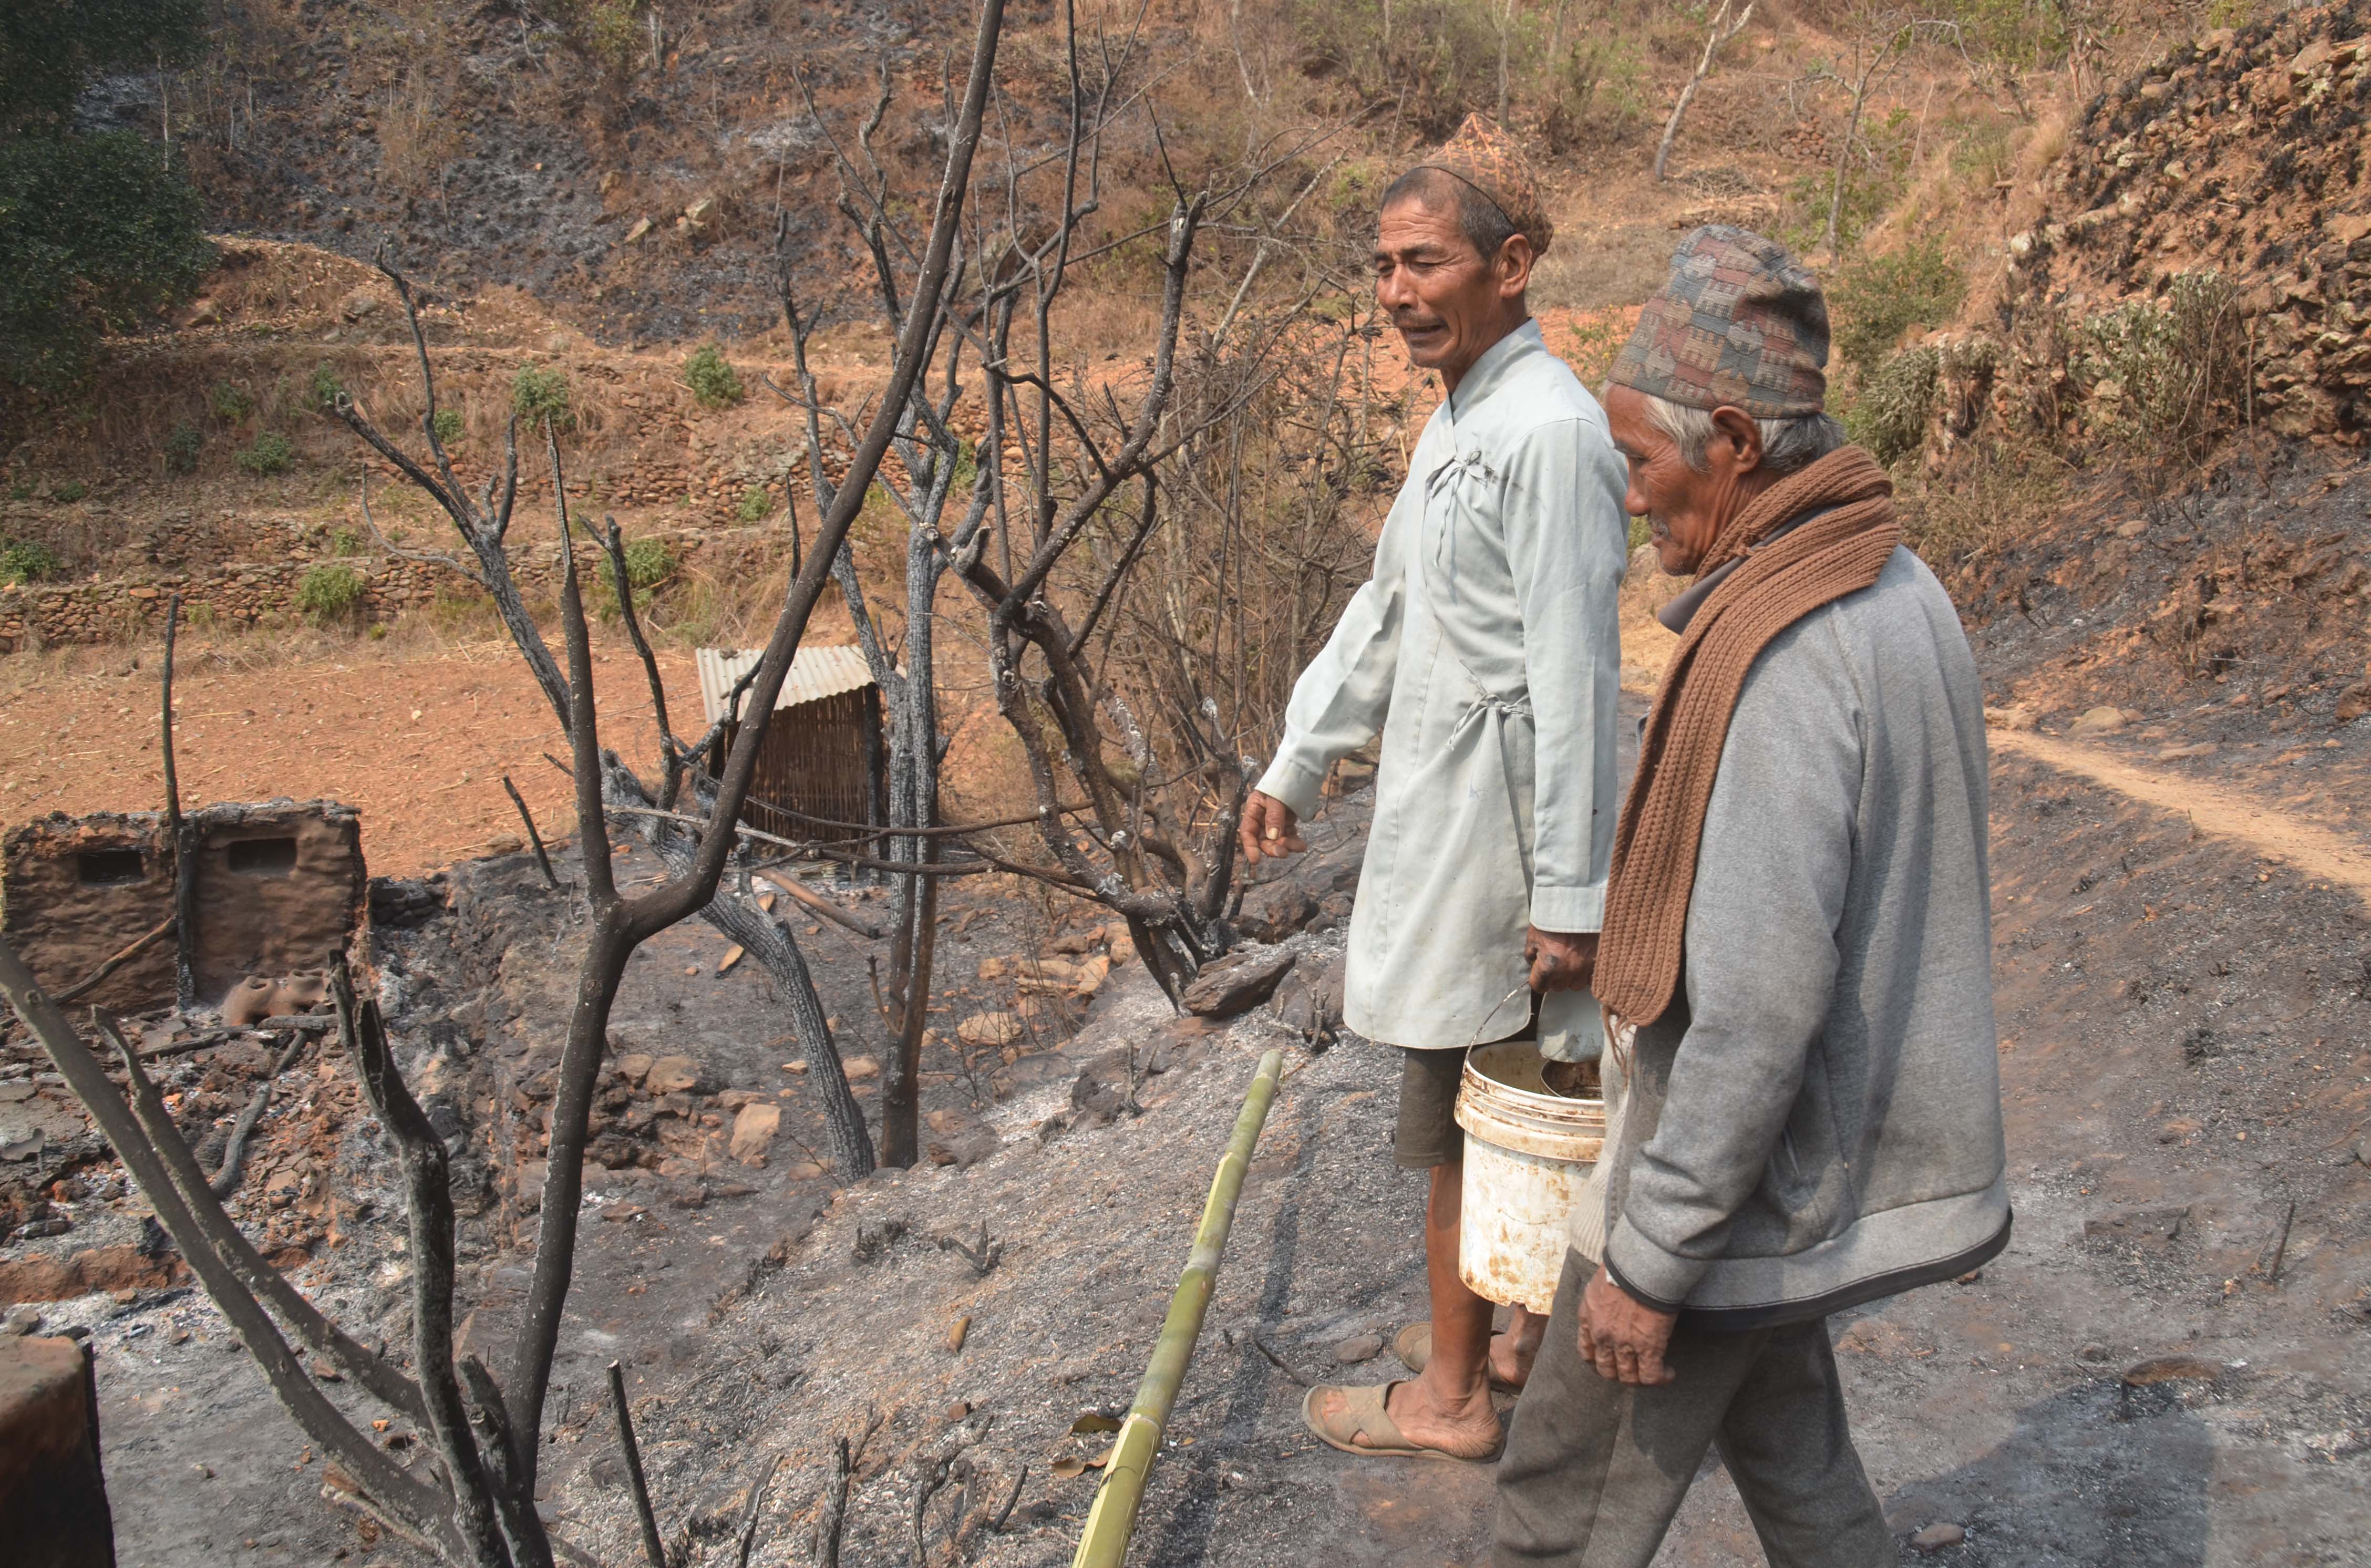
top-left (1576, 1264), bottom-right (1678, 1386)
top-left (1525, 927), bottom-right (1598, 992)
top-left (1239, 790), bottom-right (1306, 865)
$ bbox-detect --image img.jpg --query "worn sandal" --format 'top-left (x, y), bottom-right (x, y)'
top-left (1301, 1381), bottom-right (1502, 1462)
top-left (1393, 1322), bottom-right (1527, 1391)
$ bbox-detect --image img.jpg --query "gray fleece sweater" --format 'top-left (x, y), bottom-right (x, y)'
top-left (1600, 544), bottom-right (2011, 1328)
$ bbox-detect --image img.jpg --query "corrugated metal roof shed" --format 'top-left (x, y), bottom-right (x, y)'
top-left (696, 645), bottom-right (877, 723)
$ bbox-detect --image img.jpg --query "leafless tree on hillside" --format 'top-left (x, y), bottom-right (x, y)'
top-left (760, 13), bottom-right (1378, 1163)
top-left (1655, 0), bottom-right (1755, 180)
top-left (0, 0), bottom-right (1013, 1557)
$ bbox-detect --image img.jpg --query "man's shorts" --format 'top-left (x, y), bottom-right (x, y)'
top-left (1395, 1047), bottom-right (1469, 1169)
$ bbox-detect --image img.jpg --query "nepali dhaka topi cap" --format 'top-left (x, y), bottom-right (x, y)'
top-left (1609, 225), bottom-right (1829, 418)
top-left (1412, 113), bottom-right (1553, 256)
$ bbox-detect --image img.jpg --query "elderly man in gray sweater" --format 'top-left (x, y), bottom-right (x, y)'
top-left (1493, 227), bottom-right (2012, 1565)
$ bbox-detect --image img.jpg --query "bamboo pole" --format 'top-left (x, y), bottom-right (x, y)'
top-left (1072, 1047), bottom-right (1285, 1568)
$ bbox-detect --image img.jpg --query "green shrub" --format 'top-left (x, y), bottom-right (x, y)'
top-left (307, 362), bottom-right (344, 411)
top-left (0, 539), bottom-right (60, 585)
top-left (736, 483), bottom-right (772, 522)
top-left (1627, 514), bottom-right (1653, 554)
top-left (235, 432), bottom-right (295, 476)
top-left (431, 405), bottom-right (464, 445)
top-left (2072, 272), bottom-right (2245, 459)
top-left (600, 535), bottom-right (675, 593)
top-left (329, 526), bottom-right (362, 557)
top-left (163, 422), bottom-right (201, 474)
top-left (295, 564), bottom-right (366, 623)
top-left (49, 480), bottom-right (86, 503)
top-left (1829, 238), bottom-right (1965, 380)
top-left (1844, 346), bottom-right (1941, 469)
top-left (209, 380), bottom-right (256, 422)
top-left (685, 343), bottom-right (746, 408)
top-left (512, 366), bottom-right (573, 430)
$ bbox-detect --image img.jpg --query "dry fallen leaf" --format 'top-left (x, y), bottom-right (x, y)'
top-left (717, 944), bottom-right (745, 975)
top-left (1069, 1412), bottom-right (1123, 1435)
top-left (1088, 1446), bottom-right (1114, 1469)
top-left (946, 1314), bottom-right (971, 1353)
top-left (1052, 1456), bottom-right (1088, 1480)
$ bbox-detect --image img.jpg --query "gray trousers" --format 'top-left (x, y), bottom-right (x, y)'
top-left (1493, 1251), bottom-right (1892, 1568)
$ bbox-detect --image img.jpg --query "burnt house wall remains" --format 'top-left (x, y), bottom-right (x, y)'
top-left (1, 800), bottom-right (366, 1013)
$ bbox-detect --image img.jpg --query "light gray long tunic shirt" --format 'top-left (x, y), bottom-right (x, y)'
top-left (1254, 321), bottom-right (1628, 1050)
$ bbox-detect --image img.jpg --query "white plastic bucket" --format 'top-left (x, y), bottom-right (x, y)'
top-left (1453, 1042), bottom-right (1606, 1313)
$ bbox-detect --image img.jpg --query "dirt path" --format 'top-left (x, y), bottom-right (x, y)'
top-left (1988, 727), bottom-right (2371, 904)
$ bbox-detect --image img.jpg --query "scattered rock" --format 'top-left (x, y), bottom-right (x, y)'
top-left (1332, 1332), bottom-right (1384, 1365)
top-left (2155, 742), bottom-right (2219, 762)
top-left (0, 1246), bottom-right (186, 1303)
top-left (1910, 1523), bottom-right (1966, 1553)
top-left (2158, 1118), bottom-right (2202, 1144)
top-left (957, 1012), bottom-right (1024, 1048)
top-left (728, 1103), bottom-right (780, 1164)
top-left (842, 1056), bottom-right (880, 1081)
top-left (621, 215), bottom-right (653, 244)
top-left (2067, 705), bottom-right (2133, 738)
top-left (616, 1053), bottom-right (655, 1085)
top-left (2083, 1206), bottom-right (2189, 1251)
top-left (785, 1161), bottom-right (825, 1180)
top-left (927, 1126), bottom-right (1002, 1170)
top-left (2121, 1355), bottom-right (2222, 1388)
top-left (1181, 947), bottom-right (1297, 1018)
top-left (644, 1056), bottom-right (706, 1096)
top-left (1269, 954), bottom-right (1347, 1041)
top-left (2338, 681), bottom-right (2371, 724)
top-left (1982, 704), bottom-right (2038, 732)
top-left (2078, 1342), bottom-right (2111, 1361)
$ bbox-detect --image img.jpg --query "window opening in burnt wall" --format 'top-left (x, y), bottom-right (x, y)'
top-left (228, 837), bottom-right (298, 876)
top-left (76, 848), bottom-right (146, 886)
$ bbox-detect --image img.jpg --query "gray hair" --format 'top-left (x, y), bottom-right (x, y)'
top-left (1639, 393), bottom-right (1845, 478)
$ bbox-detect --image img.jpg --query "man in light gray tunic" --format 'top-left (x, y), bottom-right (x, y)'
top-left (1241, 116), bottom-right (1629, 1461)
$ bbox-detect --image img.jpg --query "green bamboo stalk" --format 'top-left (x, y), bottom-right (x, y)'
top-left (1071, 1047), bottom-right (1285, 1568)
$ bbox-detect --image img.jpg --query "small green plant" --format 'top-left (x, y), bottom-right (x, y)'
top-left (1844, 346), bottom-right (1942, 469)
top-left (736, 483), bottom-right (772, 522)
top-left (307, 362), bottom-right (344, 411)
top-left (0, 538), bottom-right (60, 584)
top-left (600, 535), bottom-right (675, 594)
top-left (685, 343), bottom-right (746, 408)
top-left (49, 480), bottom-right (86, 503)
top-left (6, 482), bottom-right (30, 501)
top-left (295, 563), bottom-right (366, 623)
top-left (208, 380), bottom-right (255, 422)
top-left (163, 422), bottom-right (202, 474)
top-left (2071, 272), bottom-right (2245, 459)
top-left (235, 432), bottom-right (296, 476)
top-left (1830, 238), bottom-right (1966, 380)
top-left (329, 526), bottom-right (362, 557)
top-left (1627, 514), bottom-right (1653, 554)
top-left (431, 406), bottom-right (464, 445)
top-left (512, 366), bottom-right (573, 430)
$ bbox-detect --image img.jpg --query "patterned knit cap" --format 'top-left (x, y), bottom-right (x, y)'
top-left (1411, 114), bottom-right (1553, 256)
top-left (1609, 225), bottom-right (1829, 418)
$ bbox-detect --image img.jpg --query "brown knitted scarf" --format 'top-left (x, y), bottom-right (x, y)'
top-left (1594, 446), bottom-right (1902, 1028)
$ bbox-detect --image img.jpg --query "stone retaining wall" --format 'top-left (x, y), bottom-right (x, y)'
top-left (0, 524), bottom-right (797, 652)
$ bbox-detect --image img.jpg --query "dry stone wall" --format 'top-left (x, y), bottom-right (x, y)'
top-left (0, 520), bottom-right (801, 654)
top-left (1926, 3), bottom-right (2371, 458)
